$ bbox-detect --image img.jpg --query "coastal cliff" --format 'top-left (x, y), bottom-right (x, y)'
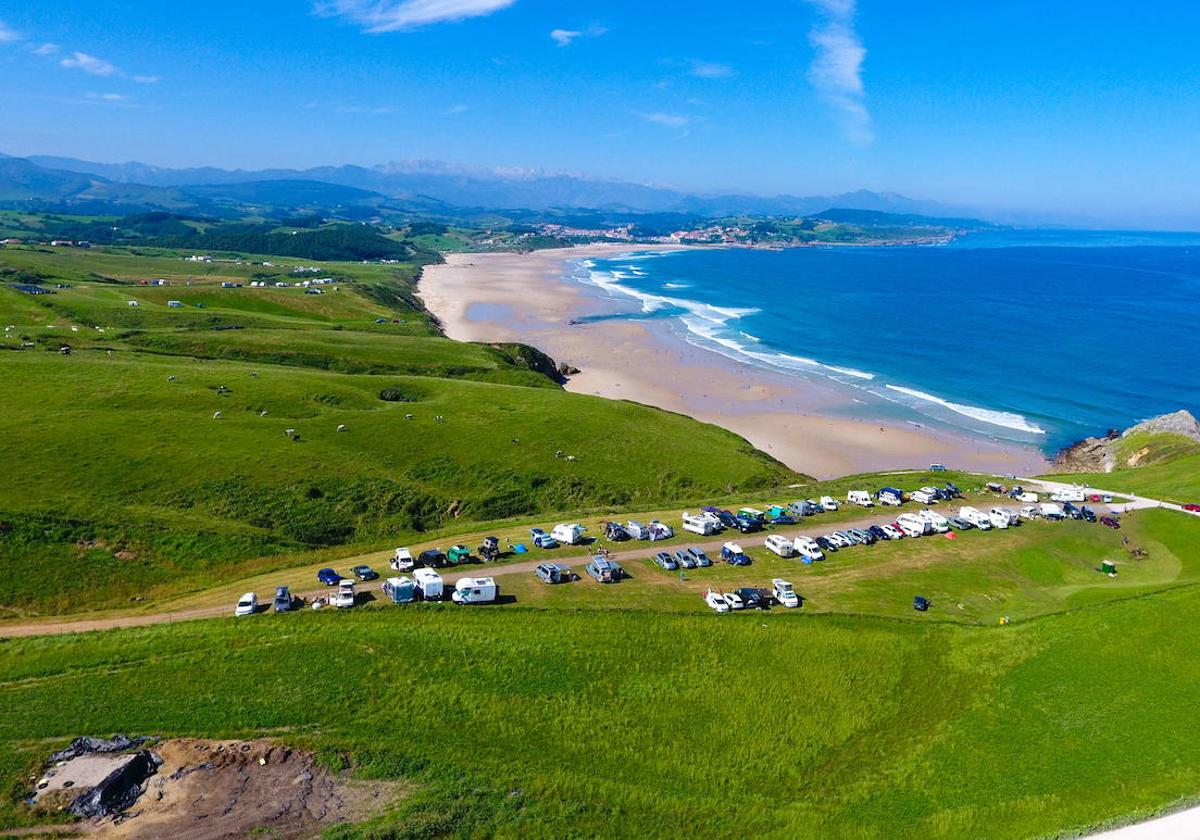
top-left (1054, 410), bottom-right (1200, 472)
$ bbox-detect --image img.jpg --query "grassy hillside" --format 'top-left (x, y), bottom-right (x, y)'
top-left (3, 530), bottom-right (1200, 838)
top-left (1042, 432), bottom-right (1200, 503)
top-left (0, 242), bottom-right (799, 616)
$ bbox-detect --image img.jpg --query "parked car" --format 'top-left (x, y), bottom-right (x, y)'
top-left (351, 564), bottom-right (378, 581)
top-left (392, 547), bottom-right (414, 572)
top-left (943, 482), bottom-right (963, 499)
top-left (723, 591), bottom-right (746, 611)
top-left (333, 580), bottom-right (356, 609)
top-left (929, 463), bottom-right (947, 472)
top-left (772, 579), bottom-right (800, 608)
top-left (1100, 515), bottom-right (1121, 529)
top-left (478, 536), bottom-right (502, 562)
top-left (530, 528), bottom-right (559, 549)
top-left (793, 536), bottom-right (824, 561)
top-left (586, 556), bottom-right (625, 583)
top-left (447, 545), bottom-right (472, 564)
top-left (946, 517), bottom-right (973, 530)
top-left (1081, 506), bottom-right (1097, 522)
top-left (418, 548), bottom-right (448, 568)
top-left (273, 585), bottom-right (292, 613)
top-left (687, 547), bottom-right (713, 567)
top-left (867, 525), bottom-right (889, 541)
top-left (764, 534), bottom-right (796, 557)
top-left (771, 513), bottom-right (798, 525)
top-left (1063, 502), bottom-right (1083, 520)
top-left (913, 595), bottom-right (930, 612)
top-left (535, 562), bottom-right (573, 584)
top-left (1183, 503), bottom-right (1200, 513)
top-left (734, 513), bottom-right (762, 533)
top-left (317, 567), bottom-right (342, 586)
top-left (721, 542), bottom-right (751, 566)
top-left (654, 551), bottom-right (679, 571)
top-left (235, 592), bottom-right (257, 617)
top-left (674, 549), bottom-right (696, 569)
top-left (879, 524), bottom-right (903, 540)
top-left (1019, 506), bottom-right (1039, 521)
top-left (849, 528), bottom-right (877, 545)
top-left (819, 495), bottom-right (839, 511)
top-left (734, 587), bottom-right (766, 609)
top-left (705, 590), bottom-right (731, 613)
top-left (815, 535), bottom-right (838, 553)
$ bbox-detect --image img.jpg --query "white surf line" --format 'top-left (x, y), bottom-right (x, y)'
top-left (1088, 804), bottom-right (1200, 838)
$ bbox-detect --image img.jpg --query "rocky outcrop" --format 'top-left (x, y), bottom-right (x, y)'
top-left (1054, 410), bottom-right (1200, 472)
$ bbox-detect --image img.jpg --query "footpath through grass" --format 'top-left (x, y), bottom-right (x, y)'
top-left (3, 579), bottom-right (1200, 838)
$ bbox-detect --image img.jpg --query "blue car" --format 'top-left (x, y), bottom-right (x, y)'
top-left (529, 528), bottom-right (559, 549)
top-left (771, 514), bottom-right (798, 525)
top-left (654, 551), bottom-right (678, 571)
top-left (317, 567), bottom-right (342, 586)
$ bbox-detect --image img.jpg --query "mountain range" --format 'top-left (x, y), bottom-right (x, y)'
top-left (1, 152), bottom-right (983, 221)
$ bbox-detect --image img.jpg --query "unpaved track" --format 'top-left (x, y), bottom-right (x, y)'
top-left (0, 494), bottom-right (1147, 640)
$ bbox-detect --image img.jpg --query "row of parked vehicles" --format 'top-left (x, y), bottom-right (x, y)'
top-left (704, 579), bottom-right (801, 612)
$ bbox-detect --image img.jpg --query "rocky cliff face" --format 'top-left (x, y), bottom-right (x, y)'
top-left (1054, 410), bottom-right (1200, 473)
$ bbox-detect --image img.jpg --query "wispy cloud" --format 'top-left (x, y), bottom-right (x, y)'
top-left (314, 0), bottom-right (517, 33)
top-left (33, 42), bottom-right (59, 55)
top-left (688, 59), bottom-right (733, 79)
top-left (59, 51), bottom-right (119, 77)
top-left (133, 74), bottom-right (160, 84)
top-left (86, 92), bottom-right (129, 102)
top-left (637, 111), bottom-right (690, 129)
top-left (0, 20), bottom-right (21, 43)
top-left (550, 24), bottom-right (607, 47)
top-left (803, 0), bottom-right (872, 146)
top-left (440, 103), bottom-right (470, 116)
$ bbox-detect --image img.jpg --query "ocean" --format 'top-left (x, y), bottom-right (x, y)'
top-left (572, 230), bottom-right (1200, 454)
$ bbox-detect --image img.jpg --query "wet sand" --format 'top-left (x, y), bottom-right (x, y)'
top-left (419, 246), bottom-right (1049, 479)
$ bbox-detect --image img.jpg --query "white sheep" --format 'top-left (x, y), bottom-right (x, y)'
top-left (285, 428), bottom-right (296, 436)
top-left (213, 411), bottom-right (222, 420)
top-left (337, 424), bottom-right (347, 432)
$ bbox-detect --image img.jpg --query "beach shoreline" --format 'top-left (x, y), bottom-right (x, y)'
top-left (418, 245), bottom-right (1050, 479)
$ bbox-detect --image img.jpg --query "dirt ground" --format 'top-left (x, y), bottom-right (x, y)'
top-left (87, 739), bottom-right (404, 840)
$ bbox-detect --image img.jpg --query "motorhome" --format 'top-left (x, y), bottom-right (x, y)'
top-left (452, 577), bottom-right (499, 605)
top-left (772, 579), bottom-right (800, 608)
top-left (847, 490), bottom-right (874, 507)
top-left (918, 509), bottom-right (950, 533)
top-left (413, 568), bottom-right (444, 601)
top-left (910, 488), bottom-right (938, 505)
top-left (383, 577), bottom-right (416, 604)
top-left (988, 507), bottom-right (1014, 529)
top-left (551, 523), bottom-right (586, 545)
top-left (1039, 502), bottom-right (1066, 520)
top-left (764, 534), bottom-right (796, 557)
top-left (896, 513), bottom-right (929, 537)
top-left (792, 536), bottom-right (824, 561)
top-left (682, 512), bottom-right (718, 536)
top-left (334, 579), bottom-right (356, 608)
top-left (1051, 488), bottom-right (1086, 503)
top-left (877, 487), bottom-right (904, 506)
top-left (959, 506), bottom-right (993, 530)
top-left (391, 547), bottom-right (414, 572)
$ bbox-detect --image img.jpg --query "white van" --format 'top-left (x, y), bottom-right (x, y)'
top-left (959, 506), bottom-right (992, 530)
top-left (452, 577), bottom-right (498, 604)
top-left (334, 580), bottom-right (356, 608)
top-left (846, 490), bottom-right (874, 508)
top-left (413, 568), bottom-right (444, 601)
top-left (682, 512), bottom-right (717, 536)
top-left (772, 579), bottom-right (800, 608)
top-left (1017, 492), bottom-right (1039, 504)
top-left (1039, 502), bottom-right (1065, 520)
top-left (792, 536), bottom-right (824, 561)
top-left (819, 496), bottom-right (839, 511)
top-left (392, 547), bottom-right (414, 572)
top-left (234, 592), bottom-right (257, 616)
top-left (918, 509), bottom-right (950, 533)
top-left (764, 534), bottom-right (796, 557)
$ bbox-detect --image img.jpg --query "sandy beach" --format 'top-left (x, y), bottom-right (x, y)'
top-left (419, 245), bottom-right (1050, 479)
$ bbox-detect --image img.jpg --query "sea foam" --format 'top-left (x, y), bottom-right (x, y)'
top-left (884, 385), bottom-right (1046, 435)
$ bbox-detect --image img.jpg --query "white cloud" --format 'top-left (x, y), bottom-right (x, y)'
top-left (440, 103), bottom-right (470, 116)
top-left (314, 0), bottom-right (517, 33)
top-left (0, 20), bottom-right (21, 43)
top-left (637, 111), bottom-right (690, 129)
top-left (550, 24), bottom-right (606, 47)
top-left (33, 42), bottom-right (59, 55)
top-left (133, 74), bottom-right (161, 84)
top-left (803, 0), bottom-right (872, 146)
top-left (60, 51), bottom-right (120, 77)
top-left (87, 92), bottom-right (129, 101)
top-left (689, 60), bottom-right (732, 79)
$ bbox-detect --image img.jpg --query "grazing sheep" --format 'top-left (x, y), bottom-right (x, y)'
top-left (213, 411), bottom-right (222, 420)
top-left (337, 424), bottom-right (347, 432)
top-left (285, 428), bottom-right (296, 436)
top-left (566, 455), bottom-right (577, 462)
top-left (167, 375), bottom-right (176, 382)
top-left (405, 414), bottom-right (414, 421)
top-left (259, 409), bottom-right (268, 416)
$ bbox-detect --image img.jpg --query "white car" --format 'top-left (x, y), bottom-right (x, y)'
top-left (825, 532), bottom-right (851, 549)
top-left (764, 534), bottom-right (796, 557)
top-left (793, 536), bottom-right (824, 561)
top-left (334, 580), bottom-right (356, 608)
top-left (391, 547), bottom-right (414, 572)
top-left (894, 515), bottom-right (925, 538)
top-left (1019, 505), bottom-right (1039, 520)
top-left (819, 495), bottom-right (839, 512)
top-left (723, 591), bottom-right (746, 611)
top-left (879, 524), bottom-right (903, 540)
top-left (234, 592), bottom-right (257, 617)
top-left (772, 579), bottom-right (800, 608)
top-left (705, 590), bottom-right (731, 613)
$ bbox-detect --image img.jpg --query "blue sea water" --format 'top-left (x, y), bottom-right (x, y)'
top-left (574, 230), bottom-right (1200, 453)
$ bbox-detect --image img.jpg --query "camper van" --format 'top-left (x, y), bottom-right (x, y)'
top-left (682, 512), bottom-right (718, 536)
top-left (1051, 488), bottom-right (1086, 503)
top-left (413, 568), bottom-right (444, 601)
top-left (391, 547), bottom-right (414, 572)
top-left (720, 542), bottom-right (751, 566)
top-left (1017, 491), bottom-right (1039, 504)
top-left (452, 577), bottom-right (499, 605)
top-left (918, 509), bottom-right (950, 533)
top-left (1039, 502), bottom-right (1065, 520)
top-left (551, 523), bottom-right (586, 545)
top-left (764, 534), bottom-right (796, 557)
top-left (334, 579), bottom-right (356, 609)
top-left (383, 577), bottom-right (416, 604)
top-left (793, 536), bottom-right (824, 561)
top-left (988, 507), bottom-right (1014, 529)
top-left (959, 506), bottom-right (993, 530)
top-left (772, 579), bottom-right (800, 608)
top-left (847, 490), bottom-right (874, 508)
top-left (895, 513), bottom-right (929, 538)
top-left (877, 487), bottom-right (904, 506)
top-left (910, 488), bottom-right (938, 505)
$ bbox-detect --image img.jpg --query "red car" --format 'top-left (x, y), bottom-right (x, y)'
top-left (1100, 516), bottom-right (1121, 529)
top-left (1183, 504), bottom-right (1200, 513)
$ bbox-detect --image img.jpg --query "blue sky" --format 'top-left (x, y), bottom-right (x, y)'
top-left (1, 0), bottom-right (1199, 226)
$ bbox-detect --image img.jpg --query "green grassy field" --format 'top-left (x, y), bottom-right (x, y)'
top-left (4, 561), bottom-right (1200, 838)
